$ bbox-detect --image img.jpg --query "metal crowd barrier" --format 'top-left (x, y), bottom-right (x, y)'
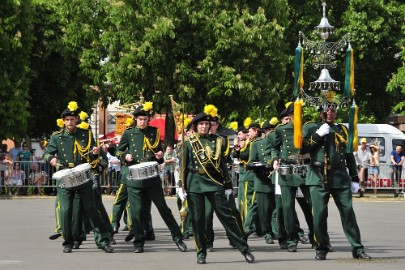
top-left (1, 161), bottom-right (404, 195)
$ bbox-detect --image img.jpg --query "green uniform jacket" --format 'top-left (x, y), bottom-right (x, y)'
top-left (115, 125), bottom-right (163, 188)
top-left (302, 122), bottom-right (358, 188)
top-left (264, 131), bottom-right (277, 184)
top-left (271, 122), bottom-right (304, 187)
top-left (249, 137), bottom-right (272, 193)
top-left (44, 127), bottom-right (99, 189)
top-left (183, 133), bottom-right (232, 193)
top-left (231, 140), bottom-right (255, 182)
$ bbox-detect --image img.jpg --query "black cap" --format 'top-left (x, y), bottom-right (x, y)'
top-left (262, 120), bottom-right (272, 130)
top-left (191, 112), bottom-right (211, 124)
top-left (279, 108), bottom-right (288, 119)
top-left (61, 108), bottom-right (79, 118)
top-left (237, 126), bottom-right (247, 133)
top-left (132, 106), bottom-right (150, 117)
top-left (248, 123), bottom-right (261, 129)
top-left (210, 116), bottom-right (219, 122)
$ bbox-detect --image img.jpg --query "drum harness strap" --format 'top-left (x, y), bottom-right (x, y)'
top-left (188, 134), bottom-right (224, 186)
top-left (73, 130), bottom-right (99, 169)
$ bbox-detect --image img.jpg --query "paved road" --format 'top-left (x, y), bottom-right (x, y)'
top-left (0, 195), bottom-right (404, 270)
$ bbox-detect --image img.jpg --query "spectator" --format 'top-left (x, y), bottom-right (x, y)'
top-left (2, 152), bottom-right (13, 194)
top-left (107, 145), bottom-right (120, 195)
top-left (163, 145), bottom-right (177, 196)
top-left (390, 145), bottom-right (404, 197)
top-left (369, 143), bottom-right (380, 198)
top-left (17, 142), bottom-right (33, 177)
top-left (9, 162), bottom-right (25, 195)
top-left (29, 162), bottom-right (45, 195)
top-left (9, 140), bottom-right (22, 162)
top-left (354, 138), bottom-right (370, 197)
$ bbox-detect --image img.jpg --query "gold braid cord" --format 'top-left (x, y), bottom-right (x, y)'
top-left (143, 129), bottom-right (160, 154)
top-left (189, 135), bottom-right (223, 186)
top-left (73, 130), bottom-right (99, 168)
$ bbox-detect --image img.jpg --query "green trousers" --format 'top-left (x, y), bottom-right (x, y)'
top-left (57, 183), bottom-right (110, 249)
top-left (242, 181), bottom-right (259, 234)
top-left (280, 185), bottom-right (313, 247)
top-left (127, 177), bottom-right (181, 248)
top-left (255, 191), bottom-right (275, 240)
top-left (188, 191), bottom-right (249, 260)
top-left (309, 185), bottom-right (364, 254)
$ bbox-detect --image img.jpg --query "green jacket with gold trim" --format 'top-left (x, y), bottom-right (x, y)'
top-left (183, 133), bottom-right (232, 193)
top-left (249, 137), bottom-right (273, 193)
top-left (231, 139), bottom-right (255, 183)
top-left (115, 125), bottom-right (163, 187)
top-left (271, 122), bottom-right (305, 187)
top-left (302, 121), bottom-right (358, 188)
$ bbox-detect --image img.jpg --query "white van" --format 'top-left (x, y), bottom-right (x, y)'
top-left (351, 124), bottom-right (405, 189)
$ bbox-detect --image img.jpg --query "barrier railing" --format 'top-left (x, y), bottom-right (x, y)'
top-left (1, 161), bottom-right (404, 195)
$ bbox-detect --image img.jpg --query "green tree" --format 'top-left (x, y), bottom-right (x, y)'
top-left (0, 0), bottom-right (34, 140)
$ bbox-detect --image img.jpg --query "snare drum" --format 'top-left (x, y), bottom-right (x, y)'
top-left (278, 165), bottom-right (293, 175)
top-left (128, 161), bottom-right (159, 181)
top-left (53, 163), bottom-right (92, 188)
top-left (292, 165), bottom-right (308, 176)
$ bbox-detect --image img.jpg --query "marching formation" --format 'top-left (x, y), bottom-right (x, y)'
top-left (45, 100), bottom-right (372, 264)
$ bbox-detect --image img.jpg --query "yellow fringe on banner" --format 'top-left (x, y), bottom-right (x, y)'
top-left (353, 104), bottom-right (358, 151)
top-left (350, 48), bottom-right (355, 97)
top-left (294, 99), bottom-right (303, 149)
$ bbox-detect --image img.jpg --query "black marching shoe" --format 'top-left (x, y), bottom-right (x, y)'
top-left (49, 233), bottom-right (62, 240)
top-left (197, 257), bottom-right (206, 264)
top-left (73, 241), bottom-right (81, 249)
top-left (122, 225), bottom-right (129, 231)
top-left (299, 235), bottom-right (309, 244)
top-left (134, 246), bottom-right (144, 253)
top-left (125, 230), bottom-right (134, 242)
top-left (63, 246), bottom-right (72, 253)
top-left (176, 240), bottom-right (187, 252)
top-left (266, 238), bottom-right (274, 244)
top-left (353, 250), bottom-right (372, 260)
top-left (279, 242), bottom-right (288, 249)
top-left (315, 252), bottom-right (327, 260)
top-left (112, 227), bottom-right (118, 234)
top-left (288, 245), bottom-right (297, 252)
top-left (243, 251), bottom-right (255, 263)
top-left (102, 244), bottom-right (114, 253)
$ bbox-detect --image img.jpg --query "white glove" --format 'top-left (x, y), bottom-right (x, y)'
top-left (351, 182), bottom-right (360, 193)
top-left (316, 123), bottom-right (330, 137)
top-left (225, 189), bottom-right (233, 201)
top-left (177, 189), bottom-right (187, 201)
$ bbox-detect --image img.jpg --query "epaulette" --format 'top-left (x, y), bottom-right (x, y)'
top-left (304, 120), bottom-right (315, 125)
top-left (253, 137), bottom-right (263, 143)
top-left (52, 130), bottom-right (63, 136)
top-left (275, 122), bottom-right (288, 128)
top-left (126, 126), bottom-right (134, 130)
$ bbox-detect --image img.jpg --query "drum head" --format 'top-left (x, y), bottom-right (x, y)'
top-left (53, 168), bottom-right (72, 180)
top-left (74, 163), bottom-right (91, 172)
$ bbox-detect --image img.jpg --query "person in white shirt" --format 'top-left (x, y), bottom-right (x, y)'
top-left (354, 138), bottom-right (370, 197)
top-left (107, 145), bottom-right (121, 195)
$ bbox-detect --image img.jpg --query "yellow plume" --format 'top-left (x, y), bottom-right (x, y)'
top-left (67, 101), bottom-right (78, 112)
top-left (204, 104), bottom-right (218, 117)
top-left (143, 101), bottom-right (153, 112)
top-left (269, 117), bottom-right (279, 126)
top-left (229, 121), bottom-right (238, 131)
top-left (244, 117), bottom-right (252, 128)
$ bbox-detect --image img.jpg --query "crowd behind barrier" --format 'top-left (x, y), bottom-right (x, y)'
top-left (0, 161), bottom-right (404, 196)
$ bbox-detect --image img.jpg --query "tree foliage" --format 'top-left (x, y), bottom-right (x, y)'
top-left (0, 0), bottom-right (34, 140)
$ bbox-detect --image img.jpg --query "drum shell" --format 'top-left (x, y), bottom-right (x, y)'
top-left (292, 165), bottom-right (308, 176)
top-left (278, 165), bottom-right (293, 175)
top-left (128, 161), bottom-right (159, 181)
top-left (53, 163), bottom-right (92, 189)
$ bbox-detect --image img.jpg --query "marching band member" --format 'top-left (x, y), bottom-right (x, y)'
top-left (181, 112), bottom-right (254, 264)
top-left (44, 102), bottom-right (113, 253)
top-left (115, 103), bottom-right (187, 253)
